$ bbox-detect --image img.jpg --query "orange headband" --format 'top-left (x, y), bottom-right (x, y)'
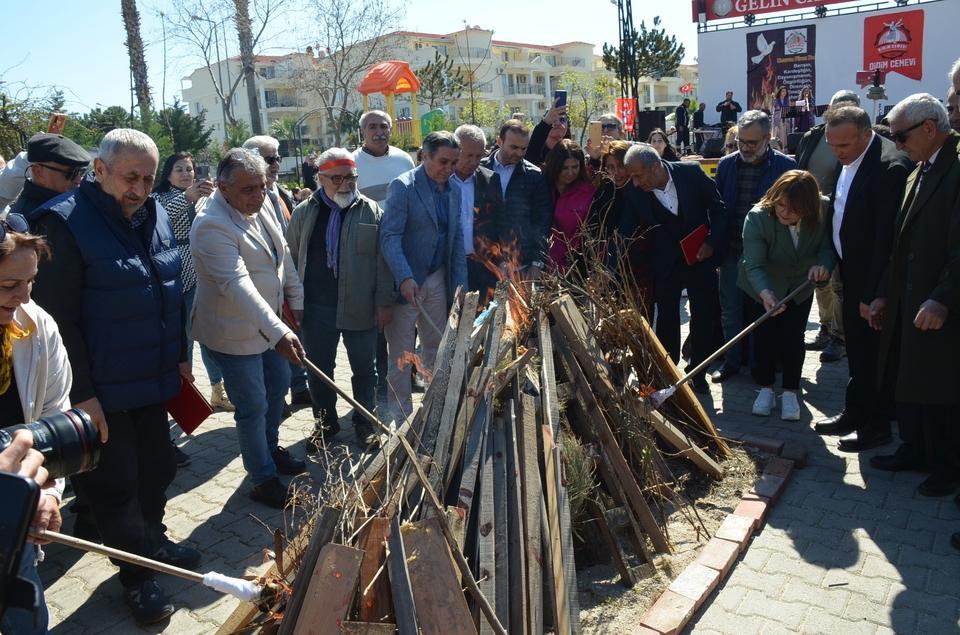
top-left (318, 158), bottom-right (356, 171)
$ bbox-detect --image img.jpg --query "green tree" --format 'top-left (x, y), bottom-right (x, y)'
top-left (270, 116), bottom-right (298, 157)
top-left (560, 71), bottom-right (618, 145)
top-left (156, 98), bottom-right (214, 154)
top-left (417, 50), bottom-right (466, 111)
top-left (224, 119), bottom-right (251, 149)
top-left (468, 100), bottom-right (512, 132)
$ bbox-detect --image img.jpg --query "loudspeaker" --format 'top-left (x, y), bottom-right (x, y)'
top-left (635, 110), bottom-right (666, 142)
top-left (701, 137), bottom-right (725, 159)
top-left (786, 132), bottom-right (804, 155)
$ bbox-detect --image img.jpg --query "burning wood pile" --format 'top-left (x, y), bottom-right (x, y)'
top-left (220, 258), bottom-right (732, 635)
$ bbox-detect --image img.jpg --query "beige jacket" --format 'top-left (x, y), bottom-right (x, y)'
top-left (190, 189), bottom-right (304, 355)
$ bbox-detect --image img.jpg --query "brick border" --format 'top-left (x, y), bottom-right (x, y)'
top-left (637, 436), bottom-right (802, 634)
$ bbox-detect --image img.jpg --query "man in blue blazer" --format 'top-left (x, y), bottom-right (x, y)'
top-left (622, 143), bottom-right (728, 393)
top-left (380, 131), bottom-right (467, 420)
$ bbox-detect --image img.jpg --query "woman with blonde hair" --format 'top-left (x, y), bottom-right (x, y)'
top-left (738, 170), bottom-right (835, 420)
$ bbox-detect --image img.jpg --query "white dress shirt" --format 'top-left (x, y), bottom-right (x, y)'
top-left (492, 152), bottom-right (518, 197)
top-left (652, 171), bottom-right (679, 215)
top-left (832, 132), bottom-right (875, 259)
top-left (452, 172), bottom-right (475, 255)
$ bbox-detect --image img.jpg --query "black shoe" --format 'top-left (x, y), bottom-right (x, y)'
top-left (250, 477), bottom-right (291, 509)
top-left (291, 389), bottom-right (312, 406)
top-left (307, 418), bottom-right (342, 454)
top-left (691, 377), bottom-right (710, 395)
top-left (805, 326), bottom-right (832, 351)
top-left (837, 429), bottom-right (893, 453)
top-left (814, 412), bottom-right (859, 436)
top-left (172, 443), bottom-right (191, 468)
top-left (819, 338), bottom-right (846, 362)
top-left (411, 375), bottom-right (426, 393)
top-left (709, 365), bottom-right (739, 383)
top-left (870, 446), bottom-right (925, 472)
top-left (917, 475), bottom-right (960, 497)
top-left (124, 579), bottom-right (174, 625)
top-left (272, 447), bottom-right (307, 475)
top-left (150, 535), bottom-right (202, 570)
top-left (354, 420), bottom-right (379, 446)
top-left (281, 401), bottom-right (293, 419)
top-left (72, 513), bottom-right (101, 543)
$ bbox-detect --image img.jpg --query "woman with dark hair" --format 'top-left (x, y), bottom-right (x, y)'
top-left (526, 101), bottom-right (573, 166)
top-left (771, 85), bottom-right (791, 142)
top-left (544, 139), bottom-right (595, 271)
top-left (153, 153), bottom-right (232, 421)
top-left (739, 170), bottom-right (834, 421)
top-left (647, 128), bottom-right (680, 161)
top-left (795, 86), bottom-right (816, 133)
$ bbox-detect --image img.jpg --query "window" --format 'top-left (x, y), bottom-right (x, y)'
top-left (261, 66), bottom-right (276, 79)
top-left (264, 90), bottom-right (278, 108)
top-left (503, 51), bottom-right (509, 62)
top-left (415, 42), bottom-right (423, 50)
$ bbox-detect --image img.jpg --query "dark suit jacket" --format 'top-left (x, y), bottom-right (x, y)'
top-left (795, 124), bottom-right (826, 170)
top-left (675, 106), bottom-right (690, 129)
top-left (829, 134), bottom-right (913, 305)
top-left (478, 154), bottom-right (553, 267)
top-left (877, 132), bottom-right (960, 404)
top-left (621, 161), bottom-right (728, 286)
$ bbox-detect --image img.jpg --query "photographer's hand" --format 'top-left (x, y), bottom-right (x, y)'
top-left (73, 397), bottom-right (109, 443)
top-left (30, 492), bottom-right (62, 544)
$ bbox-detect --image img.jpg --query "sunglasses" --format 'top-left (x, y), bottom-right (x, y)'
top-left (322, 173), bottom-right (358, 185)
top-left (39, 163), bottom-right (87, 181)
top-left (0, 213), bottom-right (30, 242)
top-left (891, 120), bottom-right (926, 144)
top-left (601, 123), bottom-right (619, 130)
top-left (264, 155), bottom-right (281, 165)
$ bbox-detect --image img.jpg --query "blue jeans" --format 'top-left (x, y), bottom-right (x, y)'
top-left (208, 348), bottom-right (290, 484)
top-left (183, 285), bottom-right (224, 385)
top-left (718, 253), bottom-right (745, 370)
top-left (301, 303), bottom-right (377, 425)
top-left (0, 545), bottom-right (48, 635)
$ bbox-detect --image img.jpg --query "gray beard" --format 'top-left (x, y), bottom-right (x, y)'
top-left (333, 189), bottom-right (358, 208)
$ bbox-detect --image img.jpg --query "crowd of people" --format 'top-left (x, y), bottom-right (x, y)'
top-left (0, 58), bottom-right (957, 628)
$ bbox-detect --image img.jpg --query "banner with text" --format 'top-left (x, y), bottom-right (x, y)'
top-left (863, 9), bottom-right (924, 82)
top-left (746, 25), bottom-right (816, 111)
top-left (692, 0), bottom-right (846, 22)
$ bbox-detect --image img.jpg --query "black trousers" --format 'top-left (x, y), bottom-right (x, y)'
top-left (841, 288), bottom-right (891, 432)
top-left (72, 403), bottom-right (176, 588)
top-left (654, 263), bottom-right (720, 380)
top-left (897, 403), bottom-right (960, 479)
top-left (746, 294), bottom-right (813, 390)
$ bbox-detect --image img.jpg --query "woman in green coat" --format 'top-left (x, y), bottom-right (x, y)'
top-left (738, 170), bottom-right (836, 421)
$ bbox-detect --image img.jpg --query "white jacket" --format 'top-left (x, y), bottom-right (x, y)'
top-left (190, 189), bottom-right (304, 355)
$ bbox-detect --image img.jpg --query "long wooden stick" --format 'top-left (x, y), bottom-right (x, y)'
top-left (301, 356), bottom-right (508, 635)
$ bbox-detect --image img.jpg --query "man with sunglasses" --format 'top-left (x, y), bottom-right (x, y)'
top-left (286, 148), bottom-right (394, 447)
top-left (7, 133), bottom-right (90, 216)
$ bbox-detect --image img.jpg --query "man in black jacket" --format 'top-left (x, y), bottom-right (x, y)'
top-left (675, 98), bottom-right (691, 154)
top-left (479, 120), bottom-right (553, 280)
top-left (813, 106), bottom-right (913, 452)
top-left (623, 143), bottom-right (728, 393)
top-left (716, 91), bottom-right (743, 128)
top-left (7, 133), bottom-right (90, 215)
top-left (453, 124), bottom-right (501, 296)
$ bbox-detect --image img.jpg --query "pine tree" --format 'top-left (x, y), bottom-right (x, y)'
top-left (602, 16), bottom-right (685, 89)
top-left (417, 51), bottom-right (466, 111)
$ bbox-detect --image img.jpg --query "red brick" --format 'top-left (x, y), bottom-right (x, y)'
top-left (780, 441), bottom-right (808, 467)
top-left (695, 537), bottom-right (741, 577)
top-left (763, 456), bottom-right (795, 478)
top-left (751, 473), bottom-right (787, 501)
top-left (734, 496), bottom-right (769, 528)
top-left (639, 589), bottom-right (698, 634)
top-left (714, 513), bottom-right (755, 550)
top-left (668, 562), bottom-right (721, 609)
top-left (739, 433), bottom-right (784, 455)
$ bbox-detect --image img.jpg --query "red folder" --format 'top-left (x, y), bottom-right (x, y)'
top-left (167, 377), bottom-right (215, 435)
top-left (680, 223), bottom-right (709, 266)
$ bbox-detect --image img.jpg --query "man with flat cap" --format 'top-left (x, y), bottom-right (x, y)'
top-left (7, 133), bottom-right (91, 215)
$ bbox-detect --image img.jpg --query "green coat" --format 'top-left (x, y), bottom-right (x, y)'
top-left (287, 192), bottom-right (396, 331)
top-left (737, 202), bottom-right (836, 304)
top-left (877, 132), bottom-right (960, 404)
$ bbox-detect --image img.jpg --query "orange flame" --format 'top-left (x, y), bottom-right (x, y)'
top-left (472, 235), bottom-right (532, 331)
top-left (397, 351), bottom-right (434, 382)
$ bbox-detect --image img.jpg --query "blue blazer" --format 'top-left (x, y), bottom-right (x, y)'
top-left (380, 164), bottom-right (467, 300)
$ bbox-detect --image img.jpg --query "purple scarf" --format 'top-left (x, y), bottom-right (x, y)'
top-left (318, 190), bottom-right (343, 278)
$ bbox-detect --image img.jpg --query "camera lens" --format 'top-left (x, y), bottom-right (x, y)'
top-left (0, 408), bottom-right (101, 479)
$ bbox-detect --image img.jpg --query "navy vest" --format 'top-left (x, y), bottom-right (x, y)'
top-left (33, 180), bottom-right (183, 411)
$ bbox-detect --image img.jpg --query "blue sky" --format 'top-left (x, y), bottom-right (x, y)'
top-left (0, 0), bottom-right (702, 114)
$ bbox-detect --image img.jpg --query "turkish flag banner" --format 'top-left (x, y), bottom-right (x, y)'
top-left (617, 98), bottom-right (638, 133)
top-left (863, 9), bottom-right (924, 82)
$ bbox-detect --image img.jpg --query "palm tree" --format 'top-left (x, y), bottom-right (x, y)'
top-left (121, 0), bottom-right (152, 128)
top-left (270, 116), bottom-right (298, 158)
top-left (233, 0), bottom-right (263, 134)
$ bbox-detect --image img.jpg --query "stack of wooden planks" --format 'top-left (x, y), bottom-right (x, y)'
top-left (219, 287), bottom-right (730, 635)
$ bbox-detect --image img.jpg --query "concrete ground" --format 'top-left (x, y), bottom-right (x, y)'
top-left (42, 302), bottom-right (960, 633)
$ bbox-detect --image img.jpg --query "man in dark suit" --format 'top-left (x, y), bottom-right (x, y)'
top-left (716, 90), bottom-right (743, 128)
top-left (675, 98), bottom-right (691, 154)
top-left (623, 143), bottom-right (727, 393)
top-left (479, 120), bottom-right (553, 280)
top-left (813, 106), bottom-right (913, 452)
top-left (869, 95), bottom-right (960, 496)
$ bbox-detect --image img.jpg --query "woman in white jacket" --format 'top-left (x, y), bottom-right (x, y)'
top-left (0, 213), bottom-right (72, 635)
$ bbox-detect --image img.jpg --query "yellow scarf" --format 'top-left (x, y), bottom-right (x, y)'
top-left (0, 321), bottom-right (32, 396)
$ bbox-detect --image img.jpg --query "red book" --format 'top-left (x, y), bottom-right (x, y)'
top-left (680, 223), bottom-right (709, 266)
top-left (167, 377), bottom-right (214, 435)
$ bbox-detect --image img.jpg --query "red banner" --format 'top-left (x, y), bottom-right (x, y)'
top-left (863, 10), bottom-right (924, 82)
top-left (617, 98), bottom-right (638, 133)
top-left (692, 0), bottom-right (847, 22)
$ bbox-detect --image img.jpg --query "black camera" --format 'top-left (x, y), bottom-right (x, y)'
top-left (0, 408), bottom-right (100, 480)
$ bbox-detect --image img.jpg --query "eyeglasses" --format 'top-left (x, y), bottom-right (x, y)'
top-left (38, 163), bottom-right (87, 181)
top-left (735, 137), bottom-right (764, 148)
top-left (601, 123), bottom-right (620, 130)
top-left (890, 120), bottom-right (927, 144)
top-left (0, 213), bottom-right (30, 242)
top-left (322, 173), bottom-right (358, 185)
top-left (263, 155), bottom-right (281, 165)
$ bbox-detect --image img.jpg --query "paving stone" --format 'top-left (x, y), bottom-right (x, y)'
top-left (780, 580), bottom-right (851, 616)
top-left (733, 497), bottom-right (769, 527)
top-left (714, 513), bottom-right (755, 550)
top-left (640, 589), bottom-right (698, 634)
top-left (739, 433), bottom-right (784, 455)
top-left (667, 562), bottom-right (720, 609)
top-left (695, 538), bottom-right (741, 577)
top-left (750, 473), bottom-right (787, 501)
top-left (779, 442), bottom-right (807, 467)
top-left (799, 607), bottom-right (878, 635)
top-left (735, 589), bottom-right (806, 630)
top-left (763, 456), bottom-right (795, 478)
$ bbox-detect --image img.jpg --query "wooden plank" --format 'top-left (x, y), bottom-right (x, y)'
top-left (538, 310), bottom-right (562, 436)
top-left (292, 543), bottom-right (363, 635)
top-left (492, 417), bottom-right (510, 630)
top-left (477, 421), bottom-right (497, 635)
top-left (403, 517), bottom-right (478, 635)
top-left (457, 398), bottom-right (489, 527)
top-left (590, 501), bottom-right (637, 588)
top-left (444, 365), bottom-right (487, 492)
top-left (645, 407), bottom-right (723, 479)
top-left (542, 425), bottom-right (570, 635)
top-left (387, 515), bottom-right (419, 635)
top-left (554, 439), bottom-right (582, 635)
top-left (505, 400), bottom-right (528, 635)
top-left (340, 623), bottom-right (396, 635)
top-left (357, 518), bottom-right (394, 624)
top-left (419, 293), bottom-right (463, 457)
top-left (519, 394), bottom-right (543, 635)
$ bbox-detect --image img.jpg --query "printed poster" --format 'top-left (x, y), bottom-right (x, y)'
top-left (746, 25), bottom-right (817, 111)
top-left (863, 9), bottom-right (924, 81)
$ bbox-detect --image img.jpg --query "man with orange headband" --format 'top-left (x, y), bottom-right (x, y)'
top-left (287, 148), bottom-right (395, 446)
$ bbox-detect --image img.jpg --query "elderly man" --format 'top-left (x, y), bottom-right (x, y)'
top-left (947, 87), bottom-right (960, 133)
top-left (381, 131), bottom-right (466, 421)
top-left (796, 89), bottom-right (863, 361)
top-left (8, 133), bottom-right (90, 215)
top-left (813, 105), bottom-right (912, 452)
top-left (623, 143), bottom-right (727, 393)
top-left (286, 148), bottom-right (394, 446)
top-left (479, 120), bottom-right (553, 279)
top-left (452, 124), bottom-right (499, 295)
top-left (28, 129), bottom-right (195, 624)
top-left (712, 110), bottom-right (796, 383)
top-left (353, 110), bottom-right (416, 206)
top-left (191, 149), bottom-right (307, 509)
top-left (869, 95), bottom-right (960, 497)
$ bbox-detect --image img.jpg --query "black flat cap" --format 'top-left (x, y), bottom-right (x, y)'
top-left (26, 133), bottom-right (91, 167)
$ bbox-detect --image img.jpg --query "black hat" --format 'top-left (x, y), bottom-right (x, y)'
top-left (26, 133), bottom-right (91, 167)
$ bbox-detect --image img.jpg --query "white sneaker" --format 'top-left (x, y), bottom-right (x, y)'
top-left (752, 388), bottom-right (776, 416)
top-left (781, 391), bottom-right (801, 421)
